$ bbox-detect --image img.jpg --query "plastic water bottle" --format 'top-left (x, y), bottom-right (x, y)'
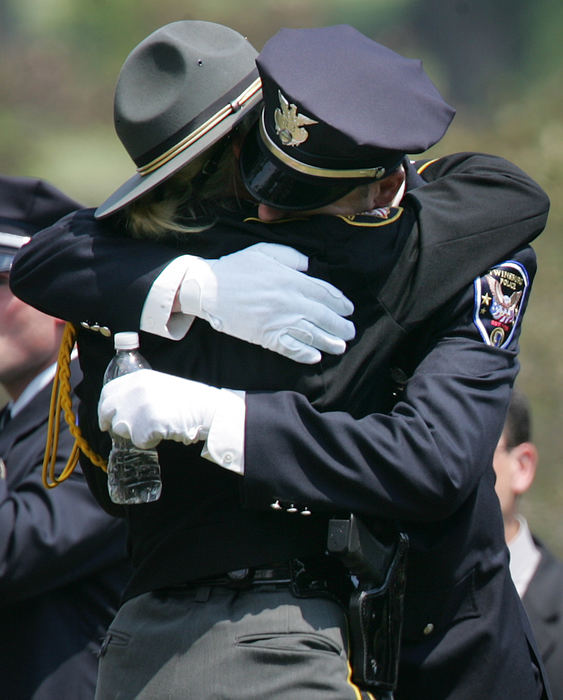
top-left (103, 332), bottom-right (162, 504)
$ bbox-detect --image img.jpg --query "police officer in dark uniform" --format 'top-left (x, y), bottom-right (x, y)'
top-left (11, 24), bottom-right (551, 699)
top-left (0, 176), bottom-right (130, 699)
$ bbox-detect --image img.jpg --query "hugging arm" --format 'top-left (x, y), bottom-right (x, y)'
top-left (10, 209), bottom-right (354, 364)
top-left (10, 153), bottom-right (548, 361)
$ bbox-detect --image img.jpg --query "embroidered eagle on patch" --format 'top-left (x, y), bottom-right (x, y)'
top-left (487, 274), bottom-right (523, 325)
top-left (473, 261), bottom-right (529, 348)
top-left (274, 91), bottom-right (318, 147)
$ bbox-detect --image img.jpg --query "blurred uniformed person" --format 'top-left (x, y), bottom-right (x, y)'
top-left (0, 176), bottom-right (130, 699)
top-left (11, 24), bottom-right (551, 699)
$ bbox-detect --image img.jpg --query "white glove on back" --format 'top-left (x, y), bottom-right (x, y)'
top-left (98, 369), bottom-right (223, 449)
top-left (178, 242), bottom-right (355, 364)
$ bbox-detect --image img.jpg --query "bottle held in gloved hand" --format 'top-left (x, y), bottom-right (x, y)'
top-left (103, 332), bottom-right (162, 504)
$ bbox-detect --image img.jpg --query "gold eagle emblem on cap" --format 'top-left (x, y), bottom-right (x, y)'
top-left (274, 91), bottom-right (318, 147)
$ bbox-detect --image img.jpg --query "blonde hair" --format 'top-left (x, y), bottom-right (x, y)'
top-left (124, 132), bottom-right (244, 241)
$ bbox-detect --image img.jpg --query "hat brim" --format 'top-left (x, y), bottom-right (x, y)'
top-left (239, 122), bottom-right (362, 212)
top-left (95, 91), bottom-right (262, 220)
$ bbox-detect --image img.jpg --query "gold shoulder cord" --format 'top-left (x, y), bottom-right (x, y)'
top-left (416, 158), bottom-right (438, 175)
top-left (42, 322), bottom-right (107, 489)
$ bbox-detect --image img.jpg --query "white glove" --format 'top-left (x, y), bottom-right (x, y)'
top-left (178, 242), bottom-right (355, 364)
top-left (98, 369), bottom-right (223, 449)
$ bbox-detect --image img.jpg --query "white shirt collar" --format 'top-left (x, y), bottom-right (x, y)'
top-left (507, 514), bottom-right (541, 597)
top-left (391, 172), bottom-right (407, 208)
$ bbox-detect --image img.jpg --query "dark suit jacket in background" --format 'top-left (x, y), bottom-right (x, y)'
top-left (524, 540), bottom-right (563, 699)
top-left (0, 365), bottom-right (130, 700)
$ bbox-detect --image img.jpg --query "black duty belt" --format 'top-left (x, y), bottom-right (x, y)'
top-left (191, 563), bottom-right (293, 588)
top-left (173, 557), bottom-right (353, 605)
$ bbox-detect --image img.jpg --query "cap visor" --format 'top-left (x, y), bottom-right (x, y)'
top-left (0, 253), bottom-right (14, 272)
top-left (240, 124), bottom-right (357, 211)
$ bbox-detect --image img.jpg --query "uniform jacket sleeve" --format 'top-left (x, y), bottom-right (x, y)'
top-left (0, 383), bottom-right (128, 606)
top-left (9, 208), bottom-right (180, 331)
top-left (242, 246), bottom-right (536, 523)
top-left (383, 153), bottom-right (549, 328)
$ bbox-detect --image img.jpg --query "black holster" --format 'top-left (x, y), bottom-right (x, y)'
top-left (327, 515), bottom-right (409, 695)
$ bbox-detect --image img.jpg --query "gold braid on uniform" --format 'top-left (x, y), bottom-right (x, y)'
top-left (42, 322), bottom-right (107, 489)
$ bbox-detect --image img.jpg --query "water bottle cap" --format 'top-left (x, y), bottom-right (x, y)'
top-left (114, 331), bottom-right (140, 350)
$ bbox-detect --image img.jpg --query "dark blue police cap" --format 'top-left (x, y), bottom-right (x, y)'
top-left (240, 25), bottom-right (455, 210)
top-left (0, 175), bottom-right (81, 272)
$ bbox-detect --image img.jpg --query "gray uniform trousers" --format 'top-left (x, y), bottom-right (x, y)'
top-left (95, 585), bottom-right (376, 699)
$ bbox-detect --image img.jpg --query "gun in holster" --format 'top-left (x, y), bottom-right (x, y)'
top-left (327, 514), bottom-right (409, 695)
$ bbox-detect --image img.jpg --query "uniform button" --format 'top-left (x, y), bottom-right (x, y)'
top-left (286, 504), bottom-right (298, 513)
top-left (270, 500), bottom-right (283, 510)
top-left (210, 317), bottom-right (223, 331)
top-left (300, 507), bottom-right (312, 516)
top-left (91, 324), bottom-right (101, 333)
top-left (223, 452), bottom-right (233, 465)
top-left (100, 326), bottom-right (111, 337)
top-left (80, 321), bottom-right (90, 329)
top-left (423, 623), bottom-right (434, 636)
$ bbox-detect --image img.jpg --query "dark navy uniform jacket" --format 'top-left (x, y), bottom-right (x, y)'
top-left (0, 365), bottom-right (130, 700)
top-left (11, 153), bottom-right (551, 698)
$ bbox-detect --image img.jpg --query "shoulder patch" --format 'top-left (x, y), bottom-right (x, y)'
top-left (473, 260), bottom-right (529, 348)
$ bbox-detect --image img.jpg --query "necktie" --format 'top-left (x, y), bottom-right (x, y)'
top-left (0, 405), bottom-right (11, 432)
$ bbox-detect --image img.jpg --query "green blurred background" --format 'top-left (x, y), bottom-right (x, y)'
top-left (2, 0), bottom-right (562, 553)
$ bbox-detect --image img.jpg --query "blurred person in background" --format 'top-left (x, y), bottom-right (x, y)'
top-left (0, 175), bottom-right (130, 700)
top-left (494, 389), bottom-right (563, 698)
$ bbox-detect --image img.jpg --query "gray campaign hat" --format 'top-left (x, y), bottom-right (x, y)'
top-left (95, 20), bottom-right (263, 219)
top-left (0, 175), bottom-right (81, 272)
top-left (240, 25), bottom-right (455, 210)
